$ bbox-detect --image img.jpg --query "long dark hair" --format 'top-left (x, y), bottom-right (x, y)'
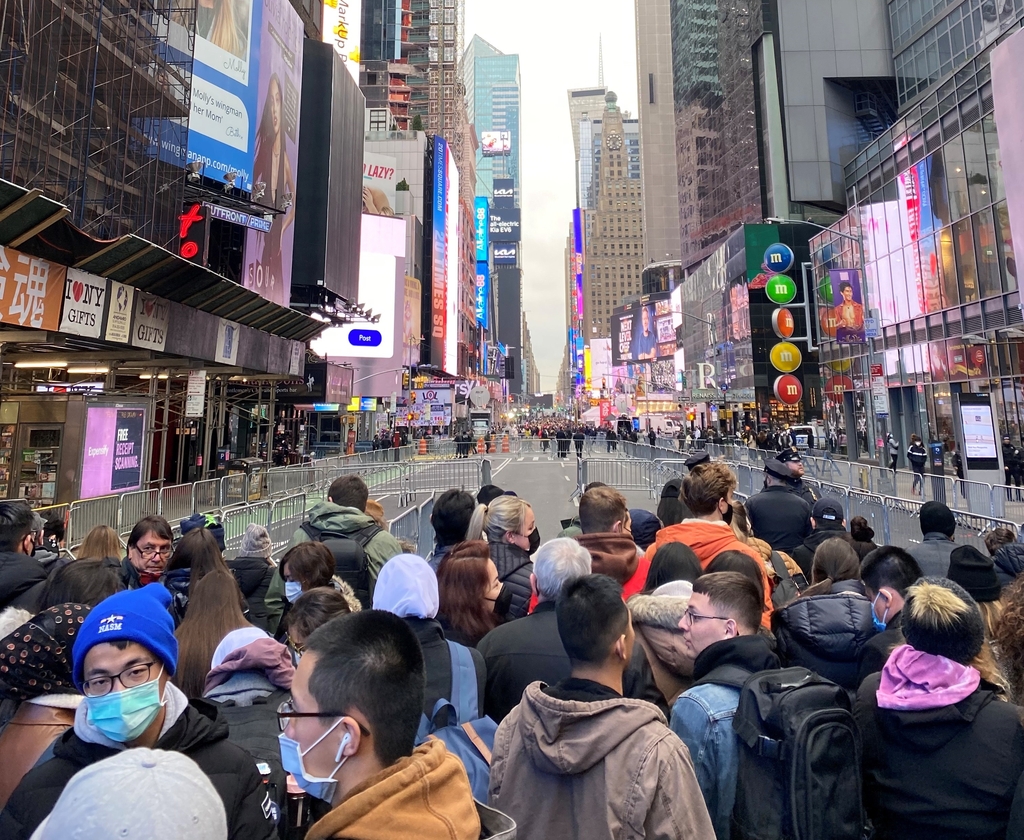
top-left (436, 541), bottom-right (501, 645)
top-left (253, 74), bottom-right (283, 204)
top-left (165, 528), bottom-right (229, 598)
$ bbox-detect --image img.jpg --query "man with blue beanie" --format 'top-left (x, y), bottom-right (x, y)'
top-left (0, 585), bottom-right (277, 840)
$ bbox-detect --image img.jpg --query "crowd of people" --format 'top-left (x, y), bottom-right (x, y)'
top-left (4, 448), bottom-right (1024, 839)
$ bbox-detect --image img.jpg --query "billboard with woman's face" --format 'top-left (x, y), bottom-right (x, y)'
top-left (241, 0), bottom-right (303, 306)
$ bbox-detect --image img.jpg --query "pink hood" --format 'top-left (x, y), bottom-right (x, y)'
top-left (876, 644), bottom-right (980, 711)
top-left (204, 637), bottom-right (294, 693)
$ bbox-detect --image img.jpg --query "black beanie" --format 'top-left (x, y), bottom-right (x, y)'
top-left (919, 501), bottom-right (956, 538)
top-left (903, 577), bottom-right (985, 665)
top-left (947, 545), bottom-right (1002, 602)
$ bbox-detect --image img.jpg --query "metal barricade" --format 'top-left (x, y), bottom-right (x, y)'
top-left (118, 489), bottom-right (160, 535)
top-left (221, 501), bottom-right (273, 558)
top-left (417, 496), bottom-right (435, 558)
top-left (160, 484), bottom-right (194, 523)
top-left (848, 490), bottom-right (889, 544)
top-left (579, 459), bottom-right (655, 497)
top-left (390, 506), bottom-right (419, 549)
top-left (221, 473), bottom-right (249, 507)
top-left (267, 494), bottom-right (308, 557)
top-left (193, 479), bottom-right (221, 514)
top-left (394, 459), bottom-right (485, 505)
top-left (67, 495), bottom-right (121, 547)
top-left (952, 508), bottom-right (1019, 553)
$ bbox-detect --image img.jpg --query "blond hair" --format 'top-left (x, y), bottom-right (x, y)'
top-left (467, 495), bottom-right (531, 543)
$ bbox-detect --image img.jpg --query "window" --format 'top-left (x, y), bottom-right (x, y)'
top-left (954, 218), bottom-right (979, 303)
top-left (963, 122), bottom-right (990, 212)
top-left (943, 139), bottom-right (970, 222)
top-left (974, 208), bottom-right (1001, 299)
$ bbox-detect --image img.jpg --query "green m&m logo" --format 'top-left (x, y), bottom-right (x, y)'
top-left (765, 274), bottom-right (797, 305)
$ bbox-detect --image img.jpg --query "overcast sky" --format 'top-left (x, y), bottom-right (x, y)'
top-left (464, 1), bottom-right (638, 391)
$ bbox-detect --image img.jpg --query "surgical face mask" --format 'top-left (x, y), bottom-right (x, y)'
top-left (285, 580), bottom-right (303, 603)
top-left (279, 722), bottom-right (350, 802)
top-left (527, 527), bottom-right (541, 555)
top-left (489, 583), bottom-right (514, 618)
top-left (84, 669), bottom-right (166, 743)
top-left (871, 591), bottom-right (891, 632)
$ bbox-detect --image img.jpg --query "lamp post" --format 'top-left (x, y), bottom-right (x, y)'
top-left (765, 216), bottom-right (878, 460)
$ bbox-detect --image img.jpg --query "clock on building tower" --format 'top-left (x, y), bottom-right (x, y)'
top-left (606, 132), bottom-right (623, 151)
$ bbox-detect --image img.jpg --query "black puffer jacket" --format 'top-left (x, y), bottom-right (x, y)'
top-left (0, 552), bottom-right (45, 612)
top-left (0, 700), bottom-right (278, 840)
top-left (487, 541), bottom-right (534, 620)
top-left (790, 524), bottom-right (854, 578)
top-left (993, 542), bottom-right (1024, 588)
top-left (404, 617), bottom-right (486, 722)
top-left (162, 567), bottom-right (191, 625)
top-left (228, 556), bottom-right (276, 632)
top-left (772, 580), bottom-right (877, 690)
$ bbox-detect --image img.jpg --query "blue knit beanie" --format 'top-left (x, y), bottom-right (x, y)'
top-left (72, 584), bottom-right (178, 690)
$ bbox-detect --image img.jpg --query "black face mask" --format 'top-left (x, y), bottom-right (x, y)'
top-left (722, 502), bottom-right (734, 525)
top-left (491, 584), bottom-right (514, 618)
top-left (527, 527), bottom-right (541, 555)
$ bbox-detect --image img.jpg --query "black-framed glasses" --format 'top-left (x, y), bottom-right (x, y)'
top-left (134, 545), bottom-right (172, 560)
top-left (277, 700), bottom-right (370, 735)
top-left (82, 662), bottom-right (161, 697)
top-left (680, 608), bottom-right (731, 628)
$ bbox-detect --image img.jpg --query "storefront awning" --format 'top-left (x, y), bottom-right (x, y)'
top-left (0, 179), bottom-right (324, 343)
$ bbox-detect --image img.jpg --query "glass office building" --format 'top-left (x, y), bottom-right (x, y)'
top-left (463, 35), bottom-right (521, 200)
top-left (811, 3), bottom-right (1024, 458)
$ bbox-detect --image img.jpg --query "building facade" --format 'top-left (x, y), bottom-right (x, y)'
top-left (581, 92), bottom-right (645, 339)
top-left (464, 36), bottom-right (522, 201)
top-left (635, 0), bottom-right (682, 265)
top-left (407, 0), bottom-right (464, 141)
top-left (811, 1), bottom-right (1024, 460)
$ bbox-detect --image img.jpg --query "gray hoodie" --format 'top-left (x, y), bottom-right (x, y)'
top-left (489, 681), bottom-right (715, 840)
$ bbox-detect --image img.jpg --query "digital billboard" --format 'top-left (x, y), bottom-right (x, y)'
top-left (493, 178), bottom-right (515, 208)
top-left (494, 243), bottom-right (518, 265)
top-left (322, 0), bottom-right (361, 82)
top-left (363, 153), bottom-right (397, 216)
top-left (444, 144), bottom-right (459, 375)
top-left (481, 130), bottom-right (511, 156)
top-left (80, 406), bottom-right (147, 499)
top-left (611, 293), bottom-right (676, 365)
top-left (474, 197), bottom-right (489, 261)
top-left (241, 0), bottom-right (303, 306)
top-left (475, 262), bottom-right (490, 330)
top-left (430, 136), bottom-right (448, 368)
top-left (489, 208), bottom-right (521, 242)
top-left (573, 209), bottom-right (584, 322)
top-left (187, 0), bottom-right (261, 190)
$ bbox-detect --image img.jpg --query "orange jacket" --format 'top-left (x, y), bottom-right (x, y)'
top-left (644, 521), bottom-right (773, 629)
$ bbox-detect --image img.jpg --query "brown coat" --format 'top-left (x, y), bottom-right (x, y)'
top-left (0, 701), bottom-right (75, 810)
top-left (489, 682), bottom-right (715, 840)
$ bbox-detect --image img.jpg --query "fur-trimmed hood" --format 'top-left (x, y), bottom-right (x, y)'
top-left (628, 583), bottom-right (692, 630)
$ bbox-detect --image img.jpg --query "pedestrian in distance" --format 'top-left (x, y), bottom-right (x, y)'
top-left (1004, 436), bottom-right (1024, 502)
top-left (907, 435), bottom-right (928, 495)
top-left (886, 432), bottom-right (899, 473)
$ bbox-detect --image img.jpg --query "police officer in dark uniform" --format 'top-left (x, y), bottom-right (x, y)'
top-left (1003, 435), bottom-right (1023, 501)
top-left (777, 447), bottom-right (818, 506)
top-left (745, 458), bottom-right (813, 556)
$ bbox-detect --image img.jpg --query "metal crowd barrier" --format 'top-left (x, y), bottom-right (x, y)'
top-left (387, 495), bottom-right (437, 558)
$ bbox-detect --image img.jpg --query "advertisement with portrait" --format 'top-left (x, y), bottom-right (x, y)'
top-left (611, 293), bottom-right (675, 365)
top-left (492, 178), bottom-right (515, 208)
top-left (363, 153), bottom-right (397, 216)
top-left (481, 131), bottom-right (511, 157)
top-left (322, 0), bottom-right (361, 82)
top-left (240, 0), bottom-right (302, 307)
top-left (430, 136), bottom-right (449, 368)
top-left (404, 275), bottom-right (422, 367)
top-left (188, 0), bottom-right (261, 189)
top-left (830, 268), bottom-right (866, 343)
top-left (80, 405), bottom-right (148, 499)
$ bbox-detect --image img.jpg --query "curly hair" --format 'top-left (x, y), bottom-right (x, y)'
top-left (994, 575), bottom-right (1024, 703)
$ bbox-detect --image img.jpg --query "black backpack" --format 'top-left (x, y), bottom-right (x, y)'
top-left (300, 521), bottom-right (382, 608)
top-left (730, 667), bottom-right (864, 840)
top-left (769, 550), bottom-right (808, 609)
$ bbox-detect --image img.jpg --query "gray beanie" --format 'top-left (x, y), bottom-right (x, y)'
top-left (238, 523), bottom-right (272, 559)
top-left (902, 576), bottom-right (985, 665)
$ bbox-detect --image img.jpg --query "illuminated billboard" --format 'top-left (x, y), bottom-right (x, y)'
top-left (481, 130), bottom-right (511, 156)
top-left (494, 243), bottom-right (518, 265)
top-left (573, 209), bottom-right (584, 322)
top-left (474, 197), bottom-right (489, 262)
top-left (363, 152), bottom-right (397, 216)
top-left (493, 178), bottom-right (515, 208)
top-left (612, 292), bottom-right (677, 365)
top-left (475, 262), bottom-right (490, 330)
top-left (241, 0), bottom-right (304, 306)
top-left (430, 136), bottom-right (448, 368)
top-left (489, 208), bottom-right (521, 242)
top-left (444, 145), bottom-right (459, 375)
top-left (322, 0), bottom-right (361, 82)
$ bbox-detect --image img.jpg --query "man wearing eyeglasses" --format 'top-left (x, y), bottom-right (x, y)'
top-left (120, 515), bottom-right (174, 589)
top-left (669, 572), bottom-right (781, 840)
top-left (0, 584), bottom-right (277, 840)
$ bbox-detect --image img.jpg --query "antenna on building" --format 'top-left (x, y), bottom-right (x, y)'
top-left (598, 35), bottom-right (604, 88)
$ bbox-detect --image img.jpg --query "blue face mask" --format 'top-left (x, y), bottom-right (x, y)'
top-left (278, 721), bottom-right (349, 802)
top-left (871, 592), bottom-right (891, 633)
top-left (285, 581), bottom-right (303, 603)
top-left (84, 668), bottom-right (165, 743)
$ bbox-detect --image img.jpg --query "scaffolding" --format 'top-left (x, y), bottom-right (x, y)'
top-left (0, 0), bottom-right (196, 248)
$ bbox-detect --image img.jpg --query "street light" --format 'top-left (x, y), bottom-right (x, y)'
top-left (765, 216), bottom-right (878, 460)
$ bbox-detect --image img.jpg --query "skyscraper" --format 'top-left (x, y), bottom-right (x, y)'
top-left (407, 0), bottom-right (464, 145)
top-left (360, 0), bottom-right (417, 129)
top-left (464, 36), bottom-right (521, 200)
top-left (634, 0), bottom-right (681, 265)
top-left (568, 87), bottom-right (608, 205)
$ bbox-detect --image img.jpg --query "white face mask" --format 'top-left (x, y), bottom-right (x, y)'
top-left (285, 581), bottom-right (303, 603)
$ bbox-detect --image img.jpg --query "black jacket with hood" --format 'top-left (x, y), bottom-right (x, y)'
top-left (487, 541), bottom-right (534, 620)
top-left (0, 700), bottom-right (278, 840)
top-left (404, 617), bottom-right (486, 722)
top-left (227, 555), bottom-right (276, 632)
top-left (856, 672), bottom-right (1024, 840)
top-left (790, 524), bottom-right (854, 578)
top-left (772, 579), bottom-right (876, 691)
top-left (0, 551), bottom-right (46, 613)
top-left (993, 542), bottom-right (1024, 588)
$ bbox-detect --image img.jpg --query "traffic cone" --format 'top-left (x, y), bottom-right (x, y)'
top-left (418, 438), bottom-right (427, 456)
top-left (476, 437), bottom-right (485, 454)
top-left (501, 435), bottom-right (510, 454)
top-left (488, 438), bottom-right (496, 453)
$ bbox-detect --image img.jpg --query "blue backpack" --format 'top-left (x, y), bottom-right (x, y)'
top-left (416, 641), bottom-right (497, 801)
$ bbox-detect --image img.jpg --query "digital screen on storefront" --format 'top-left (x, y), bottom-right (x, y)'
top-left (959, 396), bottom-right (999, 471)
top-left (80, 406), bottom-right (147, 498)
